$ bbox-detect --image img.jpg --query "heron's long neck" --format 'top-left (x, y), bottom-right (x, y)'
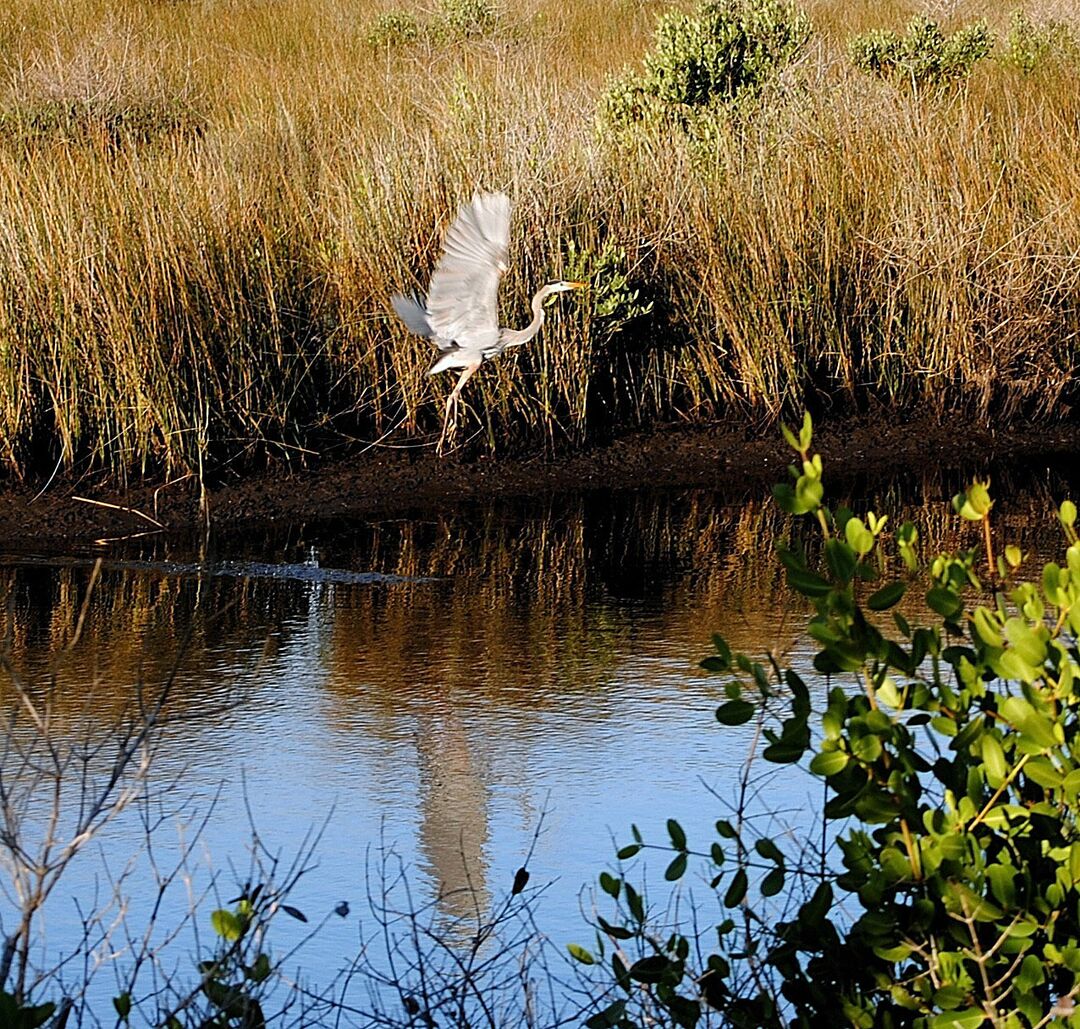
top-left (502, 289), bottom-right (548, 349)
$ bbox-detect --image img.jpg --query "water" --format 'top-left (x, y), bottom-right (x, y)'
top-left (0, 475), bottom-right (1071, 1023)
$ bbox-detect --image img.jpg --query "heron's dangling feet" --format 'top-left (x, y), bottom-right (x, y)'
top-left (436, 393), bottom-right (458, 456)
top-left (435, 363), bottom-right (480, 457)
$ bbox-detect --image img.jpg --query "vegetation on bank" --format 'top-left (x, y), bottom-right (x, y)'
top-left (0, 0), bottom-right (1078, 481)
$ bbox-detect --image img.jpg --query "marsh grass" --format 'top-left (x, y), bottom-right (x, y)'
top-left (0, 0), bottom-right (1078, 481)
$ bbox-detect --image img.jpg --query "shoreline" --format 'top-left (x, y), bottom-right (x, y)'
top-left (0, 412), bottom-right (1077, 550)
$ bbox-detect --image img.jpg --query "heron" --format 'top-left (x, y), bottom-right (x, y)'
top-left (391, 192), bottom-right (584, 455)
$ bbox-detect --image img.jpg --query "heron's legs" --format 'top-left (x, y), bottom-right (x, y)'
top-left (436, 362), bottom-right (481, 456)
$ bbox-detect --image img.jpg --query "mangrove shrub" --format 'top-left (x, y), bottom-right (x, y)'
top-left (1001, 10), bottom-right (1079, 74)
top-left (849, 15), bottom-right (994, 90)
top-left (598, 0), bottom-right (811, 138)
top-left (582, 415), bottom-right (1080, 1027)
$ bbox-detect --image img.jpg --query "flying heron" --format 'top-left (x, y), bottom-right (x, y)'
top-left (392, 192), bottom-right (584, 455)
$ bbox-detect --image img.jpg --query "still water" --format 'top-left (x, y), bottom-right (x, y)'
top-left (0, 475), bottom-right (1072, 1021)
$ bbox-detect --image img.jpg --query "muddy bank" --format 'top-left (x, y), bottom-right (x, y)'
top-left (1, 413), bottom-right (1078, 549)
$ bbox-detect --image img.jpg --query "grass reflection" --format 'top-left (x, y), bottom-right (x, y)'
top-left (0, 479), bottom-right (1069, 928)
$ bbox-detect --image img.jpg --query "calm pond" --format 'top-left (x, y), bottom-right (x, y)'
top-left (1, 467), bottom-right (1075, 1020)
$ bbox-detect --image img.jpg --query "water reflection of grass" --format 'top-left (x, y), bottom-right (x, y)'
top-left (1, 481), bottom-right (1066, 724)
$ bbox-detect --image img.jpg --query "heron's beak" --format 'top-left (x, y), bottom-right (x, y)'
top-left (567, 281), bottom-right (586, 290)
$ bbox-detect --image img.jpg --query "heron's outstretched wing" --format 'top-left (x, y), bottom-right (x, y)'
top-left (425, 192), bottom-right (509, 355)
top-left (391, 292), bottom-right (434, 337)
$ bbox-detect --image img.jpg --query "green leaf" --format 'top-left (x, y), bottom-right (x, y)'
top-left (667, 819), bottom-right (687, 851)
top-left (972, 606), bottom-right (1003, 648)
top-left (786, 669), bottom-right (811, 718)
top-left (954, 481), bottom-right (993, 521)
top-left (19, 1002), bottom-right (56, 1029)
top-left (980, 734), bottom-right (1007, 785)
top-left (617, 844), bottom-right (641, 860)
top-left (987, 864), bottom-right (1016, 908)
top-left (930, 1009), bottom-right (987, 1029)
top-left (711, 633), bottom-right (732, 668)
top-left (1003, 617), bottom-right (1047, 667)
top-left (246, 952), bottom-right (271, 984)
top-left (852, 734), bottom-right (883, 762)
top-left (665, 994), bottom-right (702, 1029)
top-left (567, 943), bottom-right (596, 965)
top-left (927, 586), bottom-right (963, 618)
top-left (867, 581), bottom-right (905, 610)
top-left (809, 750), bottom-right (849, 776)
top-left (754, 838), bottom-right (784, 863)
top-left (716, 700), bottom-right (755, 726)
top-left (211, 909), bottom-right (244, 942)
top-left (772, 482), bottom-right (799, 513)
top-left (1001, 696), bottom-right (1058, 750)
top-left (665, 853), bottom-right (688, 881)
top-left (113, 994), bottom-right (132, 1020)
top-left (787, 567), bottom-right (833, 597)
top-left (629, 954), bottom-right (673, 984)
top-left (1025, 758), bottom-right (1063, 789)
top-left (761, 866), bottom-right (785, 897)
top-left (825, 538), bottom-right (857, 583)
top-left (599, 871), bottom-right (621, 898)
top-left (597, 915), bottom-right (634, 941)
top-left (723, 868), bottom-right (748, 908)
top-left (1061, 499), bottom-right (1077, 529)
top-left (798, 882), bottom-right (833, 926)
top-left (585, 1000), bottom-right (627, 1029)
top-left (763, 737), bottom-right (807, 763)
top-left (844, 517), bottom-right (874, 557)
top-left (874, 943), bottom-right (914, 962)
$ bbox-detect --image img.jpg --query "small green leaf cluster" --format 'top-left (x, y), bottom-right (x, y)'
top-left (1000, 9), bottom-right (1078, 74)
top-left (187, 895), bottom-right (274, 1028)
top-left (433, 0), bottom-right (497, 39)
top-left (585, 412), bottom-right (1080, 1026)
top-left (155, 885), bottom-right (302, 1028)
top-left (0, 992), bottom-right (55, 1029)
top-left (575, 819), bottom-right (724, 1029)
top-left (598, 0), bottom-right (811, 140)
top-left (365, 0), bottom-right (496, 49)
top-left (564, 239), bottom-right (654, 339)
top-left (849, 15), bottom-right (994, 90)
top-left (365, 11), bottom-right (421, 48)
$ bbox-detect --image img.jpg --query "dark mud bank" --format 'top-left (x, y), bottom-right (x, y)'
top-left (2, 413), bottom-right (1079, 549)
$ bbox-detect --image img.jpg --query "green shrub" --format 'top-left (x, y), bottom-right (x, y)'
top-left (850, 14), bottom-right (994, 89)
top-left (564, 239), bottom-right (654, 340)
top-left (598, 0), bottom-right (811, 138)
top-left (368, 0), bottom-right (494, 47)
top-left (582, 413), bottom-right (1080, 1026)
top-left (1001, 8), bottom-right (1078, 74)
top-left (365, 11), bottom-right (421, 48)
top-left (437, 0), bottom-right (496, 37)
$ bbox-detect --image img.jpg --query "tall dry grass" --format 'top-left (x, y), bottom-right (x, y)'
top-left (0, 0), bottom-right (1078, 480)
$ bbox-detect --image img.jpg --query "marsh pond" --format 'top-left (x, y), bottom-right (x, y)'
top-left (3, 449), bottom-right (1080, 1022)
